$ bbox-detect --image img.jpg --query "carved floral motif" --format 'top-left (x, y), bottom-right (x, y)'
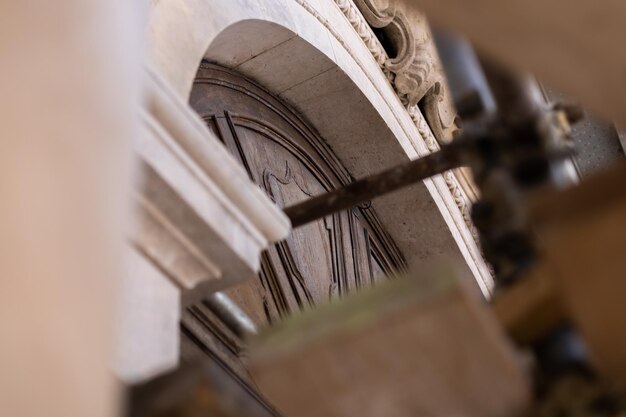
top-left (350, 0), bottom-right (453, 114)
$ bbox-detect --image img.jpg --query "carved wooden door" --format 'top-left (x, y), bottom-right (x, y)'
top-left (182, 62), bottom-right (406, 416)
top-left (190, 62), bottom-right (405, 325)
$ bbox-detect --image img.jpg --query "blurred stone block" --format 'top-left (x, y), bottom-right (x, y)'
top-left (249, 266), bottom-right (530, 417)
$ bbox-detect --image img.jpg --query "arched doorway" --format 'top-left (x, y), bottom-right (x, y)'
top-left (180, 62), bottom-right (406, 416)
top-left (191, 62), bottom-right (406, 323)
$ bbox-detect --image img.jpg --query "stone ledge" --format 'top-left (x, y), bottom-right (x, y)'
top-left (133, 66), bottom-right (291, 294)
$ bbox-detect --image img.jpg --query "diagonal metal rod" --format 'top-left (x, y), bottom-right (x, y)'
top-left (284, 145), bottom-right (464, 228)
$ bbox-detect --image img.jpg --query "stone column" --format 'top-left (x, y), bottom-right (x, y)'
top-left (0, 1), bottom-right (143, 417)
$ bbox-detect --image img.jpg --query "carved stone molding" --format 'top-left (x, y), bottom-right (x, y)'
top-left (407, 104), bottom-right (478, 239)
top-left (335, 0), bottom-right (491, 288)
top-left (334, 0), bottom-right (390, 74)
top-left (351, 0), bottom-right (415, 71)
top-left (117, 65), bottom-right (293, 384)
top-left (136, 66), bottom-right (291, 295)
top-left (334, 0), bottom-right (479, 241)
top-left (349, 0), bottom-right (443, 109)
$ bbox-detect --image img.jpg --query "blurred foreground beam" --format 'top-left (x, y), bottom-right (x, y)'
top-left (530, 162), bottom-right (626, 381)
top-left (248, 266), bottom-right (530, 417)
top-left (407, 0), bottom-right (626, 125)
top-left (493, 161), bottom-right (626, 381)
top-left (492, 265), bottom-right (566, 346)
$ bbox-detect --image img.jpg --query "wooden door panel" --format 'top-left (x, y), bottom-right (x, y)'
top-left (180, 63), bottom-right (408, 414)
top-left (186, 61), bottom-right (407, 367)
top-left (191, 63), bottom-right (406, 326)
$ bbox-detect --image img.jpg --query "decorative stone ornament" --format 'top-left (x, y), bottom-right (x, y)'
top-left (335, 0), bottom-right (479, 237)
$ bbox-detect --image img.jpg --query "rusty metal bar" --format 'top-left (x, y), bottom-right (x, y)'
top-left (284, 145), bottom-right (464, 228)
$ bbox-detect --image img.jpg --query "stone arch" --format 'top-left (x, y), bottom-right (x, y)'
top-left (203, 17), bottom-right (485, 287)
top-left (147, 0), bottom-right (492, 293)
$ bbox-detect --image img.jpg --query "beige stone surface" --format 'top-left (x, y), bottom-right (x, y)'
top-left (0, 1), bottom-right (143, 416)
top-left (115, 247), bottom-right (181, 383)
top-left (251, 267), bottom-right (529, 417)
